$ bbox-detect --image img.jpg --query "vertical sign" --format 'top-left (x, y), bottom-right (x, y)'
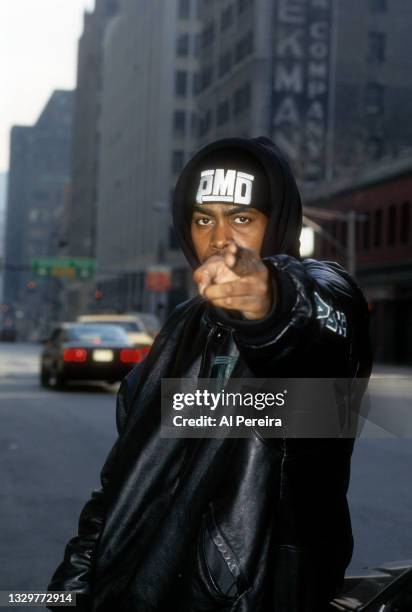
top-left (271, 0), bottom-right (334, 183)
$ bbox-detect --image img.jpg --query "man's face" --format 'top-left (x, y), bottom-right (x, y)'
top-left (191, 203), bottom-right (269, 263)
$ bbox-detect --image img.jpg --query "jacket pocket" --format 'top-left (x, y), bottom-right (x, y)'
top-left (196, 504), bottom-right (249, 606)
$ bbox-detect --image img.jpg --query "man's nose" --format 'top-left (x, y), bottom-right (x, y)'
top-left (210, 222), bottom-right (233, 251)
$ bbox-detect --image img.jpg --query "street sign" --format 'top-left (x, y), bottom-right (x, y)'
top-left (145, 265), bottom-right (172, 291)
top-left (31, 257), bottom-right (96, 280)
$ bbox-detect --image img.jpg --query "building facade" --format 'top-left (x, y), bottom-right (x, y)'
top-left (333, 0), bottom-right (412, 176)
top-left (195, 0), bottom-right (337, 182)
top-left (0, 172), bottom-right (9, 304)
top-left (196, 0), bottom-right (272, 144)
top-left (66, 0), bottom-right (412, 320)
top-left (64, 0), bottom-right (119, 318)
top-left (309, 156), bottom-right (412, 364)
top-left (3, 91), bottom-right (73, 338)
top-left (196, 0), bottom-right (412, 183)
top-left (94, 0), bottom-right (201, 315)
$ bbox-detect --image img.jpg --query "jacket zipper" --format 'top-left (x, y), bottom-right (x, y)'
top-left (279, 437), bottom-right (287, 500)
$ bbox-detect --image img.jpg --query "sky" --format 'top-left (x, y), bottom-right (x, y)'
top-left (0, 0), bottom-right (95, 173)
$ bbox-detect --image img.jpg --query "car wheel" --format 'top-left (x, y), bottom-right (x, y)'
top-left (48, 367), bottom-right (66, 390)
top-left (40, 366), bottom-right (49, 388)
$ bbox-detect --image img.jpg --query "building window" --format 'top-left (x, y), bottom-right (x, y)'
top-left (199, 109), bottom-right (212, 137)
top-left (237, 0), bottom-right (252, 15)
top-left (193, 33), bottom-right (201, 57)
top-left (177, 33), bottom-right (189, 56)
top-left (401, 201), bottom-right (410, 244)
top-left (235, 30), bottom-right (254, 63)
top-left (340, 221), bottom-right (347, 248)
top-left (356, 219), bottom-right (363, 250)
top-left (388, 204), bottom-right (397, 245)
top-left (369, 0), bottom-right (386, 11)
top-left (320, 223), bottom-right (328, 256)
top-left (173, 110), bottom-right (186, 136)
top-left (330, 222), bottom-right (337, 255)
top-left (172, 150), bottom-right (185, 174)
top-left (365, 82), bottom-right (384, 115)
top-left (191, 112), bottom-right (198, 137)
top-left (201, 22), bottom-right (215, 48)
top-left (217, 100), bottom-right (230, 126)
top-left (367, 135), bottom-right (384, 160)
top-left (179, 0), bottom-right (191, 19)
top-left (193, 72), bottom-right (201, 95)
top-left (363, 212), bottom-right (371, 250)
top-left (374, 209), bottom-right (382, 247)
top-left (233, 82), bottom-right (251, 114)
top-left (219, 51), bottom-right (232, 77)
top-left (221, 5), bottom-right (234, 31)
top-left (175, 71), bottom-right (188, 96)
top-left (200, 65), bottom-right (213, 91)
top-left (368, 32), bottom-right (386, 63)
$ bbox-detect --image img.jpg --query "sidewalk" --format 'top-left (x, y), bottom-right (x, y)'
top-left (372, 363), bottom-right (412, 377)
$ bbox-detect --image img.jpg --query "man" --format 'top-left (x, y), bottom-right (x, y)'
top-left (47, 137), bottom-right (372, 611)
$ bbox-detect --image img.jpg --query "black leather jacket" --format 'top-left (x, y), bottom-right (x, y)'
top-left (47, 255), bottom-right (372, 612)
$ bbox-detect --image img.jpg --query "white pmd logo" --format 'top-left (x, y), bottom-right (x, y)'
top-left (196, 169), bottom-right (255, 205)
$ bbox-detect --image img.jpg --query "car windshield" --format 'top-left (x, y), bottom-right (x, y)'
top-left (67, 325), bottom-right (128, 343)
top-left (83, 320), bottom-right (143, 332)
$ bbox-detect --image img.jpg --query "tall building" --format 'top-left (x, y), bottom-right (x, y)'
top-left (3, 127), bottom-right (31, 311)
top-left (64, 0), bottom-right (119, 317)
top-left (0, 172), bottom-right (8, 302)
top-left (3, 91), bottom-right (73, 337)
top-left (196, 0), bottom-right (336, 182)
top-left (196, 0), bottom-right (412, 183)
top-left (95, 0), bottom-right (200, 313)
top-left (196, 0), bottom-right (271, 144)
top-left (333, 0), bottom-right (412, 176)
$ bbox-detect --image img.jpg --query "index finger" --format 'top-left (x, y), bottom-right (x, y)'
top-left (231, 246), bottom-right (260, 277)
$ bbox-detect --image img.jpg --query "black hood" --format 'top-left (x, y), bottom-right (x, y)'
top-left (172, 136), bottom-right (303, 269)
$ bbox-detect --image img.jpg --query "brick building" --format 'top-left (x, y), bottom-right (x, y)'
top-left (308, 156), bottom-right (412, 364)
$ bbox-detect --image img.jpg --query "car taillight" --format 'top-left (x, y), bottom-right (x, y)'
top-left (63, 348), bottom-right (88, 362)
top-left (120, 348), bottom-right (149, 363)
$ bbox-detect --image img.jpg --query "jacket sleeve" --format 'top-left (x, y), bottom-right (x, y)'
top-left (46, 365), bottom-right (143, 612)
top-left (229, 256), bottom-right (372, 607)
top-left (228, 254), bottom-right (372, 378)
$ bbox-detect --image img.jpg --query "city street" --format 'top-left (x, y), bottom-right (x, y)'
top-left (0, 342), bottom-right (119, 602)
top-left (0, 342), bottom-right (411, 602)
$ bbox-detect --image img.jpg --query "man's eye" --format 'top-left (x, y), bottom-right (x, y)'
top-left (196, 217), bottom-right (212, 226)
top-left (233, 216), bottom-right (251, 224)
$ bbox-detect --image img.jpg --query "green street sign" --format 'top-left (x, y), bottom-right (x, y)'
top-left (31, 257), bottom-right (96, 280)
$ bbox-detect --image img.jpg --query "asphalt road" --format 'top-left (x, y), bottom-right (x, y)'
top-left (0, 343), bottom-right (118, 610)
top-left (0, 342), bottom-right (411, 607)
